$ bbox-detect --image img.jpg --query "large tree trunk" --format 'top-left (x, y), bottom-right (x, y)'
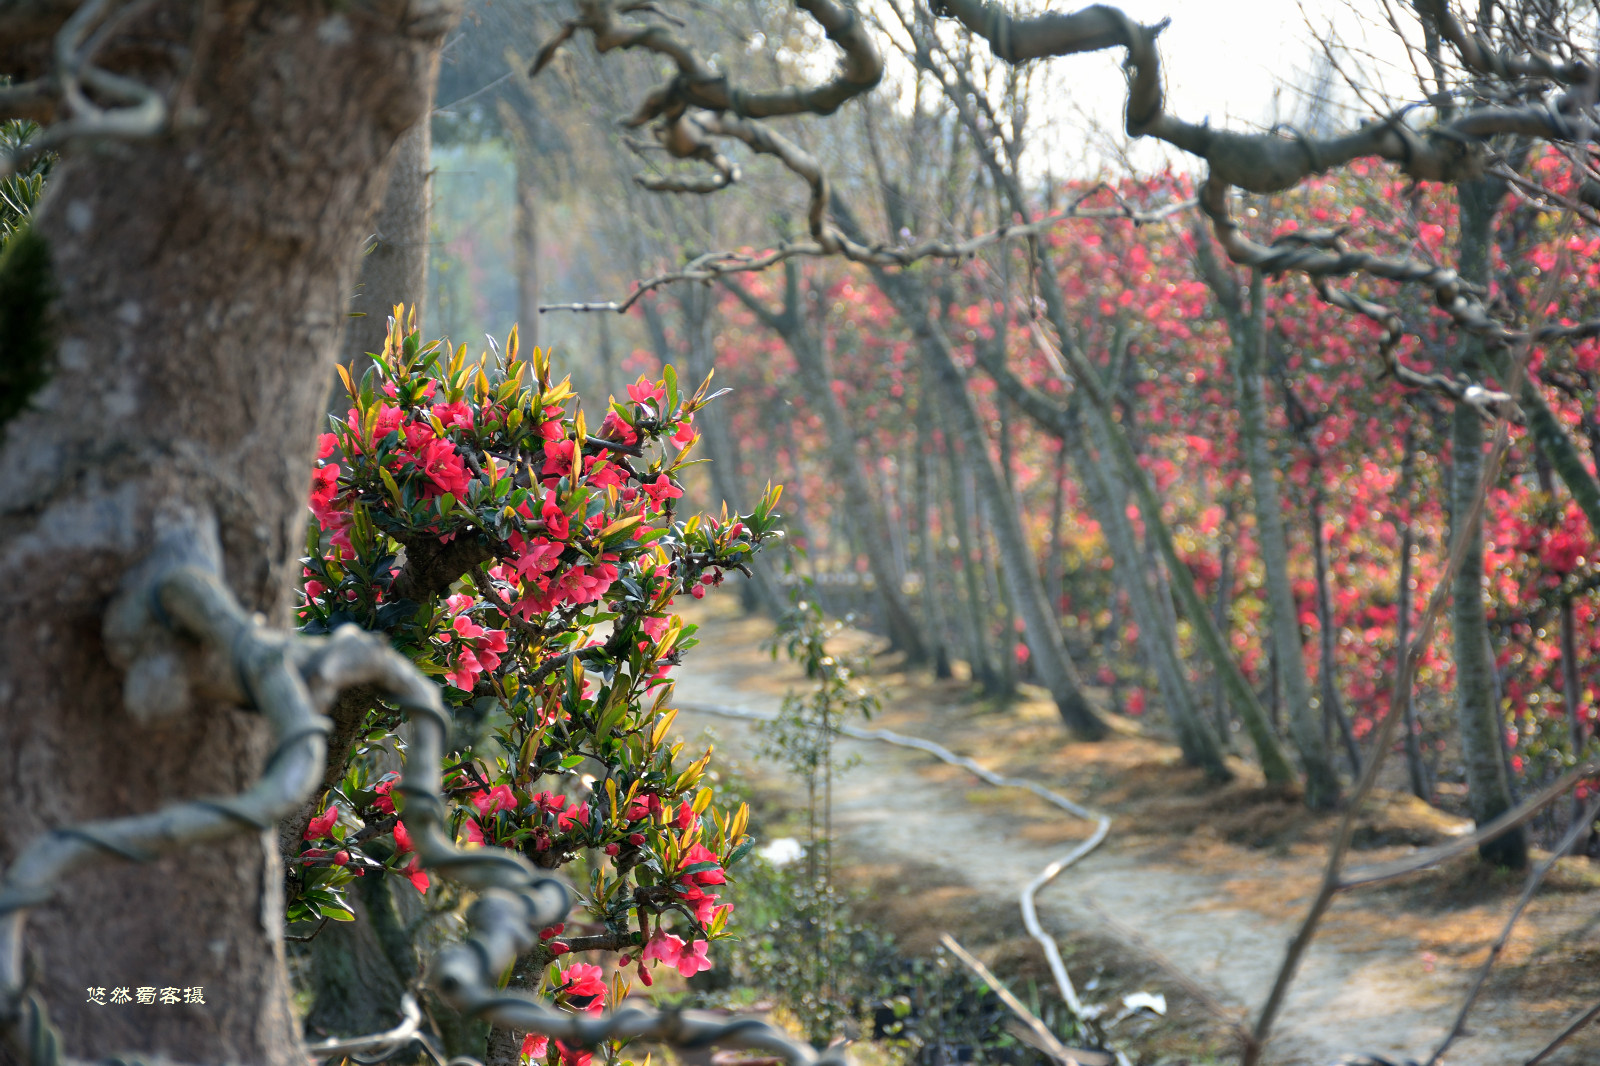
top-left (0, 4), bottom-right (456, 1062)
top-left (341, 109), bottom-right (435, 375)
top-left (1455, 178), bottom-right (1527, 870)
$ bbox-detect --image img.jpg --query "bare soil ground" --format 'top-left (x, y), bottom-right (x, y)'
top-left (666, 598), bottom-right (1600, 1066)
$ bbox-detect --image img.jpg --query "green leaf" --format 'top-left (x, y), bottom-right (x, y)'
top-left (723, 839), bottom-right (756, 869)
top-left (663, 364), bottom-right (679, 417)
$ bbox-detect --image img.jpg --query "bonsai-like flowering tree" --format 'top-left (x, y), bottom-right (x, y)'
top-left (291, 309), bottom-right (780, 1059)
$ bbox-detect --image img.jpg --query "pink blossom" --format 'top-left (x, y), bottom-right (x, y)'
top-left (543, 438), bottom-right (576, 478)
top-left (558, 963), bottom-right (607, 1014)
top-left (474, 785), bottom-right (518, 816)
top-left (374, 775), bottom-right (399, 814)
top-left (521, 1034), bottom-right (549, 1063)
top-left (641, 931), bottom-right (685, 967)
top-left (679, 843), bottom-right (724, 884)
top-left (446, 647), bottom-right (482, 691)
top-left (309, 464), bottom-right (341, 522)
top-left (541, 492), bottom-right (571, 540)
top-left (556, 802), bottom-right (591, 832)
top-left (627, 376), bottom-right (666, 406)
top-left (674, 939), bottom-right (712, 977)
top-left (416, 438), bottom-right (472, 499)
top-left (304, 806), bottom-right (339, 841)
top-left (583, 456), bottom-right (627, 490)
top-left (641, 475), bottom-right (684, 510)
top-left (401, 855), bottom-right (430, 894)
top-left (432, 400), bottom-right (474, 430)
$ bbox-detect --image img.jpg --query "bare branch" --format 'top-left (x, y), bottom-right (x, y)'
top-left (542, 191), bottom-right (1193, 313)
top-left (1426, 791), bottom-right (1600, 1065)
top-left (1338, 763), bottom-right (1600, 889)
top-left (541, 0), bottom-right (882, 123)
top-left (306, 993), bottom-right (425, 1058)
top-left (0, 0), bottom-right (167, 177)
top-left (939, 933), bottom-right (1108, 1066)
top-left (1525, 999), bottom-right (1600, 1065)
top-left (1416, 0), bottom-right (1599, 86)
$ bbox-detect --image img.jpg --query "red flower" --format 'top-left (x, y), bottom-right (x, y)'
top-left (445, 647), bottom-right (482, 691)
top-left (521, 1034), bottom-right (549, 1063)
top-left (556, 1042), bottom-right (591, 1066)
top-left (543, 438), bottom-right (575, 479)
top-left (558, 963), bottom-right (607, 1014)
top-left (309, 463), bottom-right (341, 522)
top-left (598, 410), bottom-right (639, 446)
top-left (674, 939), bottom-right (712, 977)
top-left (641, 475), bottom-right (684, 510)
top-left (304, 805), bottom-right (339, 841)
top-left (674, 801), bottom-right (697, 830)
top-left (374, 774), bottom-right (399, 814)
top-left (679, 843), bottom-right (725, 885)
top-left (474, 785), bottom-right (518, 816)
top-left (627, 376), bottom-right (666, 406)
top-left (583, 456), bottom-right (627, 491)
top-left (432, 400), bottom-right (474, 430)
top-left (402, 855), bottom-right (430, 894)
top-left (415, 438), bottom-right (472, 499)
top-left (626, 793), bottom-right (662, 821)
top-left (557, 802), bottom-right (591, 832)
top-left (393, 819), bottom-right (414, 853)
top-left (533, 791), bottom-right (569, 818)
top-left (541, 492), bottom-right (570, 540)
top-left (641, 931), bottom-right (684, 967)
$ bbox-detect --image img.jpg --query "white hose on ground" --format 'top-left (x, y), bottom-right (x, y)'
top-left (678, 701), bottom-right (1112, 1020)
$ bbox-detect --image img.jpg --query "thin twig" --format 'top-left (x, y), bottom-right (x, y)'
top-left (1524, 998), bottom-right (1600, 1065)
top-left (1339, 764), bottom-right (1599, 889)
top-left (1427, 791), bottom-right (1600, 1065)
top-left (938, 933), bottom-right (1100, 1066)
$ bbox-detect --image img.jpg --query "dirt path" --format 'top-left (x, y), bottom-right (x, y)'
top-left (667, 608), bottom-right (1600, 1066)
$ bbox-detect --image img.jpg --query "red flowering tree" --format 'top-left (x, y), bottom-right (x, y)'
top-left (290, 310), bottom-right (780, 1059)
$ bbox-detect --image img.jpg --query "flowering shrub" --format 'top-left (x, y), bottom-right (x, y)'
top-left (289, 310), bottom-right (781, 1039)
